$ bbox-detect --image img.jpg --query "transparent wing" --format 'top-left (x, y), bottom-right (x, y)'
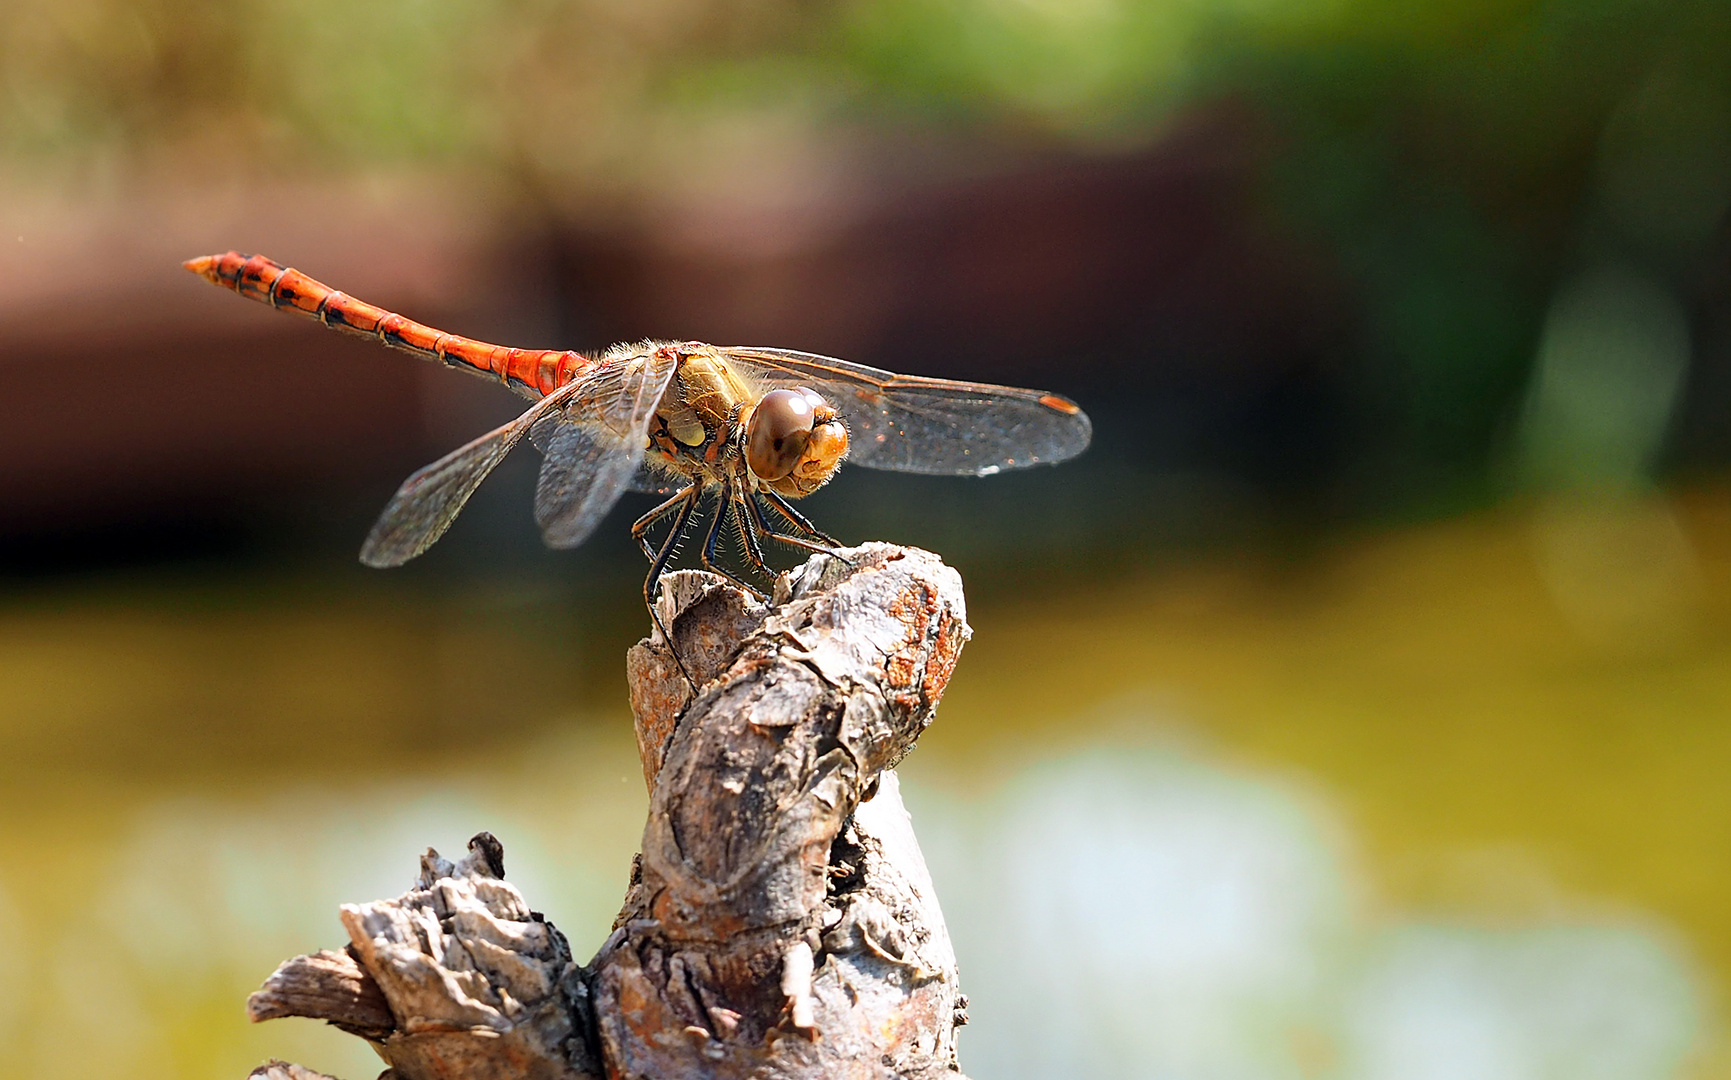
top-left (627, 459), bottom-right (686, 496)
top-left (718, 347), bottom-right (1091, 476)
top-left (361, 380), bottom-right (586, 567)
top-left (530, 349), bottom-right (679, 548)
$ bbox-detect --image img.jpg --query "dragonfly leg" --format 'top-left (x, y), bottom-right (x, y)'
top-left (760, 489), bottom-right (843, 547)
top-left (745, 493), bottom-right (854, 563)
top-left (696, 484), bottom-right (766, 599)
top-left (643, 487), bottom-right (701, 688)
top-left (733, 490), bottom-right (776, 580)
top-left (632, 485), bottom-right (697, 562)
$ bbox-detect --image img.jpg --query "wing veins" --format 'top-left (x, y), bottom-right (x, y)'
top-left (360, 379), bottom-right (586, 567)
top-left (719, 346), bottom-right (1090, 475)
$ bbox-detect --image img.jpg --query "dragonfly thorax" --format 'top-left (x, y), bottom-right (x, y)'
top-left (646, 343), bottom-right (848, 499)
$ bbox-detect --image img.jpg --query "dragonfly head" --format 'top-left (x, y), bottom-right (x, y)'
top-left (743, 387), bottom-right (848, 498)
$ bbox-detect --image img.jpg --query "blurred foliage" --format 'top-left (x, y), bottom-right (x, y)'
top-left (2, 0), bottom-right (1727, 513)
top-left (5, 0), bottom-right (1725, 171)
top-left (7, 0), bottom-right (1727, 193)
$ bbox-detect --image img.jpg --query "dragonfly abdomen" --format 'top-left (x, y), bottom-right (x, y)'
top-left (184, 252), bottom-right (590, 397)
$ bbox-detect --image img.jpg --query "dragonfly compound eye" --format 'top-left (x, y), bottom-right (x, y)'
top-left (746, 388), bottom-right (817, 481)
top-left (771, 393), bottom-right (848, 498)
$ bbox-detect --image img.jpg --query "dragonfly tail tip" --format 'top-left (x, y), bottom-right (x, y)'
top-left (182, 254), bottom-right (221, 283)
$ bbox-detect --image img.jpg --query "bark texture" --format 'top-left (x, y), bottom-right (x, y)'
top-left (245, 544), bottom-right (971, 1080)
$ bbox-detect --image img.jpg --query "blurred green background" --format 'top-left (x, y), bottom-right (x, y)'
top-left (3, 0), bottom-right (1731, 1077)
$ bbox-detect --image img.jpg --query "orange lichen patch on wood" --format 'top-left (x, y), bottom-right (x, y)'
top-left (923, 609), bottom-right (964, 705)
top-left (635, 700), bottom-right (679, 791)
top-left (649, 892), bottom-right (752, 942)
top-left (613, 973), bottom-right (665, 1041)
top-left (883, 580), bottom-right (945, 711)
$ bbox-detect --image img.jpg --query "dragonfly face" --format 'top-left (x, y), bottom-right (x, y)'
top-left (741, 387), bottom-right (849, 498)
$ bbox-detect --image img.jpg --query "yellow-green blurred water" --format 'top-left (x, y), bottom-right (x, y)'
top-left (3, 486), bottom-right (1729, 1078)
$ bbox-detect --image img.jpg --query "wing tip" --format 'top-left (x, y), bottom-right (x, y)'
top-left (358, 543), bottom-right (410, 569)
top-left (1037, 393), bottom-right (1083, 416)
top-left (359, 528), bottom-right (427, 569)
top-left (1041, 397), bottom-right (1093, 466)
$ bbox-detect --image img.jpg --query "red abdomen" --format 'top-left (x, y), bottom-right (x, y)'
top-left (185, 252), bottom-right (591, 397)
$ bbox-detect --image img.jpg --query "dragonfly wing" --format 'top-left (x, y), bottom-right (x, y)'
top-left (361, 380), bottom-right (585, 567)
top-left (721, 347), bottom-right (1091, 476)
top-left (532, 349), bottom-right (679, 548)
top-left (627, 458), bottom-right (686, 496)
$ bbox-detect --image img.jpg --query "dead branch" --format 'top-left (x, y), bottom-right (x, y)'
top-left (246, 544), bottom-right (972, 1080)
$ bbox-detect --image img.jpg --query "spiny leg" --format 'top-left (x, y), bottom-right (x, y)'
top-left (731, 489), bottom-right (839, 585)
top-left (632, 485), bottom-right (697, 562)
top-left (744, 492), bottom-right (849, 559)
top-left (643, 487), bottom-right (700, 687)
top-left (734, 490), bottom-right (776, 581)
top-left (760, 488), bottom-right (842, 547)
top-left (696, 482), bottom-right (766, 599)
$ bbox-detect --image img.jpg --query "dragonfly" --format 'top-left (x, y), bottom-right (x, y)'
top-left (185, 251), bottom-right (1092, 662)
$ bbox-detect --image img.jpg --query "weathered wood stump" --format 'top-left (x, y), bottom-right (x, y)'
top-left (245, 544), bottom-right (973, 1080)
